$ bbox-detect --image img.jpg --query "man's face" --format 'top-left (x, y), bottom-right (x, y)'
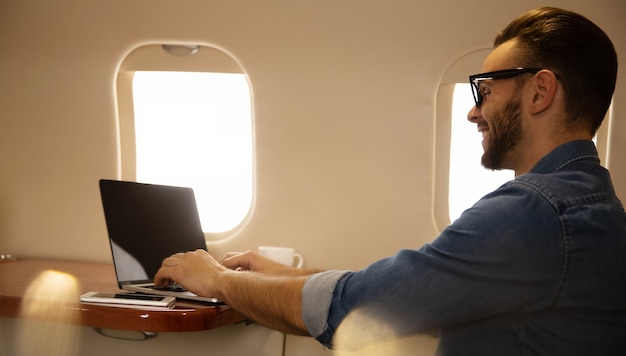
top-left (469, 40), bottom-right (527, 171)
top-left (480, 93), bottom-right (523, 170)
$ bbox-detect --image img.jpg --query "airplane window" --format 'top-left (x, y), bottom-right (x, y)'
top-left (116, 44), bottom-right (254, 236)
top-left (448, 84), bottom-right (512, 222)
top-left (130, 71), bottom-right (253, 233)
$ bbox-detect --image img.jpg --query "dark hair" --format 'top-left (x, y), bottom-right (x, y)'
top-left (495, 7), bottom-right (617, 134)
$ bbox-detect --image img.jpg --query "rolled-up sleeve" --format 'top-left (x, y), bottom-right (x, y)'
top-left (302, 270), bottom-right (351, 341)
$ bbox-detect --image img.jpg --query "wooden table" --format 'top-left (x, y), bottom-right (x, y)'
top-left (0, 258), bottom-right (245, 332)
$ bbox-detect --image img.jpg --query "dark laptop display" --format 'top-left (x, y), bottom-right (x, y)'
top-left (99, 179), bottom-right (220, 303)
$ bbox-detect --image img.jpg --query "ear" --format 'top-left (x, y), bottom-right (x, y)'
top-left (528, 70), bottom-right (558, 115)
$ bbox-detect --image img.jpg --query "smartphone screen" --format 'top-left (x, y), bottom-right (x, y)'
top-left (80, 292), bottom-right (175, 307)
top-left (114, 293), bottom-right (167, 301)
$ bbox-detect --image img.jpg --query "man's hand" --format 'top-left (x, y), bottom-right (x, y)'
top-left (221, 251), bottom-right (324, 276)
top-left (154, 248), bottom-right (318, 336)
top-left (154, 249), bottom-right (227, 299)
top-left (221, 250), bottom-right (292, 274)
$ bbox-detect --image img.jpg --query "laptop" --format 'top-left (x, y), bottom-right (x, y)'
top-left (99, 179), bottom-right (222, 304)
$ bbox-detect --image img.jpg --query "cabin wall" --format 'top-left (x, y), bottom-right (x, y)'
top-left (0, 1), bottom-right (625, 354)
top-left (2, 0), bottom-right (622, 268)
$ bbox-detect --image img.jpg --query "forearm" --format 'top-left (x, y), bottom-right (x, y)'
top-left (271, 267), bottom-right (326, 277)
top-left (217, 270), bottom-right (311, 335)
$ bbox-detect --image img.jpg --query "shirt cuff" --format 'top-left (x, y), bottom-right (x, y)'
top-left (302, 270), bottom-right (351, 338)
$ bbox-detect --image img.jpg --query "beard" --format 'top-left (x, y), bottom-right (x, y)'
top-left (481, 95), bottom-right (523, 170)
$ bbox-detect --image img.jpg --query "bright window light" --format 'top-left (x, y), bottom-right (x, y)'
top-left (132, 71), bottom-right (253, 233)
top-left (449, 84), bottom-right (513, 222)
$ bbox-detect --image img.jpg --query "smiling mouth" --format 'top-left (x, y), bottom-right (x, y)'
top-left (478, 124), bottom-right (490, 148)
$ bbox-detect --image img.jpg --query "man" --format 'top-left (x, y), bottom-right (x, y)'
top-left (155, 7), bottom-right (625, 354)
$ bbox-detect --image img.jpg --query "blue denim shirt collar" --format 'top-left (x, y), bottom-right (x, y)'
top-left (529, 140), bottom-right (599, 175)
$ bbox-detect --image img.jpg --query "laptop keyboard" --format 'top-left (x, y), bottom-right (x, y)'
top-left (151, 283), bottom-right (187, 293)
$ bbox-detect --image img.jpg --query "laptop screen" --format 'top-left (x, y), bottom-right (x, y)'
top-left (99, 179), bottom-right (207, 285)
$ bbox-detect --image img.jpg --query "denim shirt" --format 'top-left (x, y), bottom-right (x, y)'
top-left (302, 140), bottom-right (626, 355)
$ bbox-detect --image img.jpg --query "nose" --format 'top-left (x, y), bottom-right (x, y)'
top-left (467, 105), bottom-right (481, 123)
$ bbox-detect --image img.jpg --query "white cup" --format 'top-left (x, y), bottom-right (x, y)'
top-left (258, 246), bottom-right (303, 268)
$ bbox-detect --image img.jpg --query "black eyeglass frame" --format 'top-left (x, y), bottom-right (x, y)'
top-left (469, 68), bottom-right (541, 108)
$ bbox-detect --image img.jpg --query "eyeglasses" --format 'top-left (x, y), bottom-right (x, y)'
top-left (469, 68), bottom-right (540, 108)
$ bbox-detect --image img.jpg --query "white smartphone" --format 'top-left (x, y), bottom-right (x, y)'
top-left (80, 291), bottom-right (175, 307)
